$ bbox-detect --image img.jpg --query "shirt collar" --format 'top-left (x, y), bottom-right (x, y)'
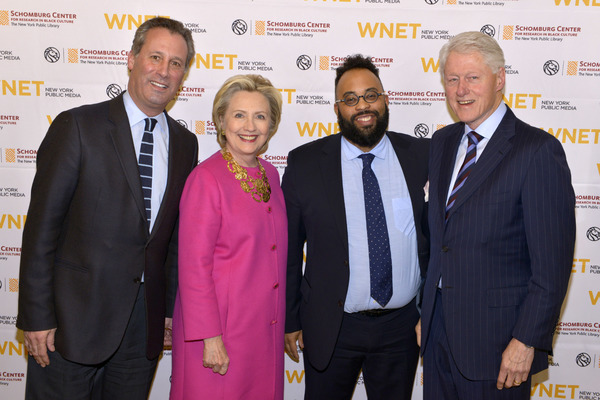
top-left (342, 133), bottom-right (389, 161)
top-left (464, 101), bottom-right (507, 141)
top-left (123, 91), bottom-right (168, 133)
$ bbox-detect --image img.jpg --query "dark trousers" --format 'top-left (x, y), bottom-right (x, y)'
top-left (423, 290), bottom-right (531, 400)
top-left (25, 284), bottom-right (159, 400)
top-left (304, 298), bottom-right (420, 400)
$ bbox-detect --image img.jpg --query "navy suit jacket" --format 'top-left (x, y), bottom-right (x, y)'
top-left (420, 107), bottom-right (575, 380)
top-left (17, 93), bottom-right (198, 364)
top-left (282, 132), bottom-right (429, 371)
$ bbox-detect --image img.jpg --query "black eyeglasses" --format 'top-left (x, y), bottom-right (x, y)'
top-left (335, 90), bottom-right (387, 107)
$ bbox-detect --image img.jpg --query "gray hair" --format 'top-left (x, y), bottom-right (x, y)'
top-left (131, 17), bottom-right (195, 71)
top-left (439, 31), bottom-right (505, 77)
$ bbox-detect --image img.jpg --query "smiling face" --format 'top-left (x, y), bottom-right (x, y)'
top-left (334, 68), bottom-right (389, 152)
top-left (443, 51), bottom-right (505, 130)
top-left (220, 90), bottom-right (271, 167)
top-left (127, 27), bottom-right (188, 116)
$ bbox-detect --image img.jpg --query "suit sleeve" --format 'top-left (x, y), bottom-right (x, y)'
top-left (178, 164), bottom-right (225, 340)
top-left (282, 151), bottom-right (307, 334)
top-left (512, 137), bottom-right (575, 351)
top-left (17, 111), bottom-right (82, 332)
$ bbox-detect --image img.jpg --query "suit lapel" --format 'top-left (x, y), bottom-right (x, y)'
top-left (445, 108), bottom-right (516, 220)
top-left (107, 95), bottom-right (148, 227)
top-left (388, 133), bottom-right (421, 214)
top-left (149, 115), bottom-right (184, 237)
top-left (319, 135), bottom-right (349, 253)
top-left (438, 125), bottom-right (464, 221)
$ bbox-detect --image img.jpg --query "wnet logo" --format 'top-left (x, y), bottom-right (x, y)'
top-left (104, 14), bottom-right (169, 30)
top-left (554, 0), bottom-right (600, 6)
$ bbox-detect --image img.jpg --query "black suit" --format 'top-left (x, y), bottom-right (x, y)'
top-left (17, 93), bottom-right (197, 365)
top-left (282, 132), bottom-right (429, 396)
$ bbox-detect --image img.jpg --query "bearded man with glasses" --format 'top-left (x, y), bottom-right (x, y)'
top-left (282, 54), bottom-right (430, 400)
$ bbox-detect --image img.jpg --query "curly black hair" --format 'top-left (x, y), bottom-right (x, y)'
top-left (334, 54), bottom-right (381, 91)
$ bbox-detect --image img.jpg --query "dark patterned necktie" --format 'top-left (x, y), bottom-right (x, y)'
top-left (359, 153), bottom-right (393, 307)
top-left (138, 118), bottom-right (157, 226)
top-left (445, 131), bottom-right (483, 220)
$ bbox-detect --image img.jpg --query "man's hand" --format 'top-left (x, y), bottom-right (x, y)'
top-left (284, 330), bottom-right (304, 363)
top-left (164, 318), bottom-right (173, 349)
top-left (24, 329), bottom-right (57, 367)
top-left (415, 319), bottom-right (422, 347)
top-left (203, 335), bottom-right (229, 375)
top-left (496, 338), bottom-right (534, 390)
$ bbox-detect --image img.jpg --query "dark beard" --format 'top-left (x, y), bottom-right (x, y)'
top-left (337, 104), bottom-right (389, 149)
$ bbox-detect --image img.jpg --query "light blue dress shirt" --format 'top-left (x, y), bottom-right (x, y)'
top-left (446, 102), bottom-right (507, 203)
top-left (341, 134), bottom-right (420, 312)
top-left (123, 91), bottom-right (169, 233)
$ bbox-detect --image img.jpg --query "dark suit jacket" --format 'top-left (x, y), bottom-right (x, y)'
top-left (420, 107), bottom-right (575, 380)
top-left (16, 93), bottom-right (198, 364)
top-left (282, 132), bottom-right (429, 371)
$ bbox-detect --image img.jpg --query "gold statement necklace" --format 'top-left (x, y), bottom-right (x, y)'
top-left (222, 149), bottom-right (271, 203)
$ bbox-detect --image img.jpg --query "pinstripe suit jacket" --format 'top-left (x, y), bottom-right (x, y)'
top-left (420, 106), bottom-right (575, 380)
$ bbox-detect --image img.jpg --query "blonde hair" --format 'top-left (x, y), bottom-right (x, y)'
top-left (213, 74), bottom-right (283, 155)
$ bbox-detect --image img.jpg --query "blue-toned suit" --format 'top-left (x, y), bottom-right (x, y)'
top-left (420, 106), bottom-right (575, 398)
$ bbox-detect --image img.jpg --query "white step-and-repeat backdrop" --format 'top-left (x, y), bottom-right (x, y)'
top-left (1, 0), bottom-right (599, 399)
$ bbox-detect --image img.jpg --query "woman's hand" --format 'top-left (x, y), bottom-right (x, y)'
top-left (203, 335), bottom-right (230, 375)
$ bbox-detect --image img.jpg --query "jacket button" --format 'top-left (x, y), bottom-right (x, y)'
top-left (441, 246), bottom-right (449, 252)
top-left (267, 206), bottom-right (272, 213)
top-left (133, 277), bottom-right (142, 283)
top-left (344, 260), bottom-right (349, 266)
top-left (271, 244), bottom-right (277, 250)
top-left (273, 283), bottom-right (279, 289)
top-left (338, 300), bottom-right (343, 307)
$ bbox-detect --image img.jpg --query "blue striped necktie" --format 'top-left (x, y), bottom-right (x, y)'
top-left (138, 118), bottom-right (156, 226)
top-left (445, 131), bottom-right (483, 220)
top-left (359, 153), bottom-right (393, 307)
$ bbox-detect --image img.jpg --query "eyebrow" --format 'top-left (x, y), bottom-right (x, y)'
top-left (230, 109), bottom-right (268, 114)
top-left (151, 50), bottom-right (184, 62)
top-left (341, 87), bottom-right (379, 97)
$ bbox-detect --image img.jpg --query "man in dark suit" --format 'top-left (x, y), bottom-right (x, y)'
top-left (283, 54), bottom-right (429, 399)
top-left (17, 17), bottom-right (198, 399)
top-left (418, 32), bottom-right (575, 399)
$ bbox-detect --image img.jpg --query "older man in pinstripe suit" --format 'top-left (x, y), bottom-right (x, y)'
top-left (418, 31), bottom-right (576, 400)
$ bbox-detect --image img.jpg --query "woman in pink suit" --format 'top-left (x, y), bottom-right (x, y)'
top-left (170, 74), bottom-right (287, 400)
